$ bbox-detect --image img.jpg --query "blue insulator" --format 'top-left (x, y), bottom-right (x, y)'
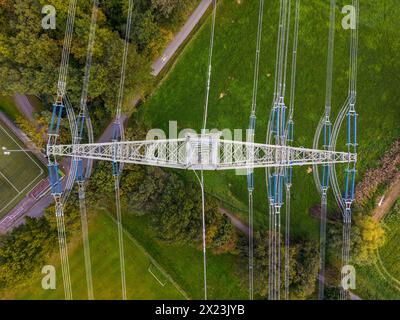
top-left (55, 104), bottom-right (64, 135)
top-left (321, 165), bottom-right (331, 189)
top-left (247, 172), bottom-right (254, 192)
top-left (324, 122), bottom-right (331, 147)
top-left (279, 175), bottom-right (284, 204)
top-left (326, 165), bottom-right (331, 188)
top-left (249, 115), bottom-right (256, 131)
top-left (273, 174), bottom-right (278, 203)
top-left (77, 115), bottom-right (85, 138)
top-left (76, 159), bottom-right (84, 182)
top-left (275, 108), bottom-right (280, 139)
top-left (347, 113), bottom-right (351, 146)
top-left (344, 169), bottom-right (350, 200)
top-left (112, 161), bottom-right (119, 177)
top-left (285, 166), bottom-right (293, 185)
top-left (350, 169), bottom-right (356, 201)
top-left (328, 122), bottom-right (331, 146)
top-left (291, 122), bottom-right (294, 141)
top-left (48, 164), bottom-right (55, 194)
top-left (354, 113), bottom-right (357, 146)
top-left (49, 104), bottom-right (57, 135)
top-left (112, 123), bottom-right (121, 142)
top-left (54, 164), bottom-right (61, 194)
top-left (287, 121), bottom-right (294, 142)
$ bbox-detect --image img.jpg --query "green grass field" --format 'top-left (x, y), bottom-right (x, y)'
top-left (355, 203), bottom-right (400, 299)
top-left (1, 207), bottom-right (246, 300)
top-left (120, 211), bottom-right (247, 299)
top-left (1, 210), bottom-right (185, 300)
top-left (3, 0), bottom-right (400, 300)
top-left (0, 121), bottom-right (46, 218)
top-left (0, 96), bottom-right (20, 121)
top-left (140, 0), bottom-right (400, 239)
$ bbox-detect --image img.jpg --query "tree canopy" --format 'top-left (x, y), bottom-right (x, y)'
top-left (0, 0), bottom-right (193, 114)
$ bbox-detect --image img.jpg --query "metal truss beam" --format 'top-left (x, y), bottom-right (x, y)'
top-left (47, 134), bottom-right (356, 171)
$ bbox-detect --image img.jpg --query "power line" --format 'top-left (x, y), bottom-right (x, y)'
top-left (111, 0), bottom-right (135, 300)
top-left (247, 0), bottom-right (265, 301)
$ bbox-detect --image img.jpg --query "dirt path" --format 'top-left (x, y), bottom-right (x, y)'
top-left (372, 177), bottom-right (400, 221)
top-left (219, 207), bottom-right (251, 237)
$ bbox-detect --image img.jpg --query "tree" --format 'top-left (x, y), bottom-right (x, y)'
top-left (133, 10), bottom-right (163, 58)
top-left (237, 232), bottom-right (320, 299)
top-left (289, 238), bottom-right (320, 299)
top-left (151, 0), bottom-right (190, 20)
top-left (125, 166), bottom-right (169, 213)
top-left (0, 0), bottom-right (152, 115)
top-left (154, 174), bottom-right (237, 253)
top-left (0, 217), bottom-right (57, 288)
top-left (328, 213), bottom-right (385, 266)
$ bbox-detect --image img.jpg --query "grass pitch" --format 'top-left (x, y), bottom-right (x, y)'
top-left (1, 209), bottom-right (186, 300)
top-left (0, 121), bottom-right (46, 218)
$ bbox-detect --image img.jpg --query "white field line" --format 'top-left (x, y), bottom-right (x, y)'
top-left (103, 210), bottom-right (190, 300)
top-left (0, 123), bottom-right (44, 214)
top-left (0, 170), bottom-right (19, 192)
top-left (0, 173), bottom-right (43, 217)
top-left (148, 266), bottom-right (167, 287)
top-left (0, 182), bottom-right (21, 215)
top-left (0, 123), bottom-right (43, 173)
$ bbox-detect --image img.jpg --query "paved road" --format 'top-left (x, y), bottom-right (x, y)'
top-left (97, 115), bottom-right (128, 143)
top-left (13, 94), bottom-right (34, 121)
top-left (152, 0), bottom-right (212, 76)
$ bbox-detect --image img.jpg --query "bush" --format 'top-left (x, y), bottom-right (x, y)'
top-left (237, 231), bottom-right (319, 299)
top-left (154, 174), bottom-right (237, 253)
top-left (328, 213), bottom-right (385, 266)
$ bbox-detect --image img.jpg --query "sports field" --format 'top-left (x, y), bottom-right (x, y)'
top-left (0, 209), bottom-right (186, 300)
top-left (0, 121), bottom-right (46, 219)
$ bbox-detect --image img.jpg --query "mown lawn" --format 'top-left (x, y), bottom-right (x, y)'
top-left (355, 203), bottom-right (400, 299)
top-left (1, 207), bottom-right (246, 300)
top-left (140, 0), bottom-right (400, 239)
top-left (1, 210), bottom-right (184, 300)
top-left (120, 211), bottom-right (247, 300)
top-left (0, 121), bottom-right (46, 219)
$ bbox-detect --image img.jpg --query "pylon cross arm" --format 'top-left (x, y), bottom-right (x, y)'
top-left (47, 134), bottom-right (356, 171)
